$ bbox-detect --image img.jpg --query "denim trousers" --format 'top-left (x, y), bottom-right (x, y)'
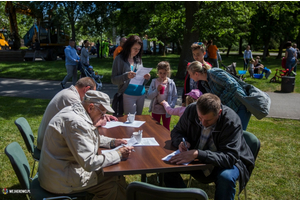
top-left (164, 165), bottom-right (239, 200)
top-left (237, 104), bottom-right (251, 131)
top-left (123, 94), bottom-right (145, 115)
top-left (244, 59), bottom-right (249, 70)
top-left (62, 65), bottom-right (77, 86)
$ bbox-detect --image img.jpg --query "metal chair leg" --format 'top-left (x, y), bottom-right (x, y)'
top-left (187, 175), bottom-right (192, 188)
top-left (31, 160), bottom-right (36, 178)
top-left (244, 187), bottom-right (247, 200)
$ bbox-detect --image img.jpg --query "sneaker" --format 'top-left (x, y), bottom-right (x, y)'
top-left (60, 82), bottom-right (65, 89)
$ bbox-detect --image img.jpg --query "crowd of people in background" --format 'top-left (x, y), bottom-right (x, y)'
top-left (41, 35), bottom-right (300, 200)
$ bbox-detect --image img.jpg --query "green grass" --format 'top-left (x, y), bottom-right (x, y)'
top-left (0, 54), bottom-right (299, 93)
top-left (0, 96), bottom-right (300, 199)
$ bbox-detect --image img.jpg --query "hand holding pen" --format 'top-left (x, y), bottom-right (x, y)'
top-left (179, 137), bottom-right (190, 152)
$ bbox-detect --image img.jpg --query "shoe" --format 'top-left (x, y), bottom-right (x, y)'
top-left (60, 82), bottom-right (65, 89)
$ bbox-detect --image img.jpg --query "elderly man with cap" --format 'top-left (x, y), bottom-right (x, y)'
top-left (39, 90), bottom-right (133, 200)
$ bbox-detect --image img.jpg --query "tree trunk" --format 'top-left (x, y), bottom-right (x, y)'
top-left (226, 44), bottom-right (232, 57)
top-left (153, 41), bottom-right (156, 55)
top-left (71, 20), bottom-right (76, 41)
top-left (172, 42), bottom-right (175, 54)
top-left (277, 39), bottom-right (284, 59)
top-left (176, 40), bottom-right (182, 55)
top-left (239, 37), bottom-right (243, 56)
top-left (176, 1), bottom-right (199, 79)
top-left (262, 39), bottom-right (270, 60)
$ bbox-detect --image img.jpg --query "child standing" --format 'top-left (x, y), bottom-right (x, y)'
top-left (147, 61), bottom-right (178, 130)
top-left (160, 89), bottom-right (202, 118)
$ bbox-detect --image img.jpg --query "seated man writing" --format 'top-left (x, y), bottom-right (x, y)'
top-left (164, 93), bottom-right (255, 200)
top-left (39, 90), bottom-right (133, 200)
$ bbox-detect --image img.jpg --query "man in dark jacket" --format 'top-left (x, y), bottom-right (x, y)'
top-left (164, 93), bottom-right (255, 200)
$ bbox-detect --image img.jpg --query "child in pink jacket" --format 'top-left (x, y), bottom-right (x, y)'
top-left (160, 89), bottom-right (202, 118)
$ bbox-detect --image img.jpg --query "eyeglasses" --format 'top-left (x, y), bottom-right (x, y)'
top-left (94, 104), bottom-right (106, 118)
top-left (193, 42), bottom-right (203, 46)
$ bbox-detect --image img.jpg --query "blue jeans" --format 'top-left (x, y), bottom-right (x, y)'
top-left (244, 59), bottom-right (249, 70)
top-left (237, 104), bottom-right (251, 130)
top-left (286, 60), bottom-right (296, 73)
top-left (164, 165), bottom-right (240, 200)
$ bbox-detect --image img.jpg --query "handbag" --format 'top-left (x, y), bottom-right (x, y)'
top-left (112, 93), bottom-right (124, 117)
top-left (228, 72), bottom-right (271, 120)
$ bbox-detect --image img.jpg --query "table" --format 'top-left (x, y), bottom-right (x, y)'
top-left (98, 115), bottom-right (208, 182)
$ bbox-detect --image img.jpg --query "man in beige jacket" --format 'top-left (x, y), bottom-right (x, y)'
top-left (39, 90), bottom-right (133, 200)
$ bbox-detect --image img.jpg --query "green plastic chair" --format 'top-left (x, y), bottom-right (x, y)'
top-left (5, 142), bottom-right (87, 200)
top-left (14, 117), bottom-right (40, 178)
top-left (126, 181), bottom-right (208, 200)
top-left (242, 131), bottom-right (261, 200)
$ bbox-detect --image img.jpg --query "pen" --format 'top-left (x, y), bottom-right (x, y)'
top-left (182, 137), bottom-right (188, 150)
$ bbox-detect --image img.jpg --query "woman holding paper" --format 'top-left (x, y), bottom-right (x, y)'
top-left (111, 35), bottom-right (151, 115)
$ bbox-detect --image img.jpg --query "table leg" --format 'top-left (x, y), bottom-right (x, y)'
top-left (141, 174), bottom-right (147, 182)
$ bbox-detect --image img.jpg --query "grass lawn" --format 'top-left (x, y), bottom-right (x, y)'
top-left (0, 96), bottom-right (300, 200)
top-left (0, 54), bottom-right (299, 93)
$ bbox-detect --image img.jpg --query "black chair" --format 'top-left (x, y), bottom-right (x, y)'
top-left (126, 181), bottom-right (208, 200)
top-left (5, 142), bottom-right (87, 200)
top-left (14, 117), bottom-right (40, 177)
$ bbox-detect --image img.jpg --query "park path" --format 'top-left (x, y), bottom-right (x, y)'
top-left (0, 78), bottom-right (299, 120)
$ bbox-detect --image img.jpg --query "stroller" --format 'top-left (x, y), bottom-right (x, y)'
top-left (270, 57), bottom-right (296, 83)
top-left (78, 63), bottom-right (103, 90)
top-left (221, 62), bottom-right (246, 81)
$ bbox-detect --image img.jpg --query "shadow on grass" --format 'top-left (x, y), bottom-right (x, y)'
top-left (0, 96), bottom-right (49, 119)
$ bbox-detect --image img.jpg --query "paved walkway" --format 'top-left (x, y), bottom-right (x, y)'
top-left (0, 78), bottom-right (299, 120)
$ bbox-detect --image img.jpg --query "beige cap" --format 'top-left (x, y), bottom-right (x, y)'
top-left (83, 90), bottom-right (115, 113)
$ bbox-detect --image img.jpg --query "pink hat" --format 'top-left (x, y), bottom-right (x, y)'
top-left (185, 89), bottom-right (202, 100)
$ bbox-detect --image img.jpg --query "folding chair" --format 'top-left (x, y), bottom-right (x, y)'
top-left (5, 142), bottom-right (87, 200)
top-left (14, 117), bottom-right (40, 178)
top-left (127, 181), bottom-right (208, 200)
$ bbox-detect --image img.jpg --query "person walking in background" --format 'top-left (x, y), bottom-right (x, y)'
top-left (293, 43), bottom-right (299, 73)
top-left (111, 35), bottom-right (151, 115)
top-left (113, 37), bottom-right (127, 59)
top-left (81, 40), bottom-right (91, 67)
top-left (147, 61), bottom-right (178, 130)
top-left (207, 39), bottom-right (218, 68)
top-left (203, 40), bottom-right (209, 61)
top-left (285, 41), bottom-right (297, 73)
top-left (61, 39), bottom-right (80, 89)
top-left (187, 61), bottom-right (251, 130)
top-left (243, 45), bottom-right (253, 71)
top-left (160, 89), bottom-right (202, 118)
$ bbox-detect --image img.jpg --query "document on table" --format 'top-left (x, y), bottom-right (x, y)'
top-left (129, 66), bottom-right (152, 85)
top-left (123, 137), bottom-right (159, 146)
top-left (102, 120), bottom-right (146, 129)
top-left (162, 150), bottom-right (191, 165)
top-left (101, 137), bottom-right (138, 154)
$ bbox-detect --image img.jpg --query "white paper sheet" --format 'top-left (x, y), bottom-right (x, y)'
top-left (101, 137), bottom-right (138, 154)
top-left (123, 137), bottom-right (159, 146)
top-left (129, 66), bottom-right (152, 85)
top-left (162, 150), bottom-right (190, 165)
top-left (102, 120), bottom-right (145, 129)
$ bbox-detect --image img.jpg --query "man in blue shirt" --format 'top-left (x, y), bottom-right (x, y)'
top-left (61, 39), bottom-right (80, 89)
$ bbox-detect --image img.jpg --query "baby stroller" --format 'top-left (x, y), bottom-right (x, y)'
top-left (78, 63), bottom-right (103, 90)
top-left (221, 62), bottom-right (245, 81)
top-left (270, 57), bottom-right (296, 83)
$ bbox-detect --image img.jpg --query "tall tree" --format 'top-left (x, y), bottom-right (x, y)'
top-left (176, 1), bottom-right (200, 79)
